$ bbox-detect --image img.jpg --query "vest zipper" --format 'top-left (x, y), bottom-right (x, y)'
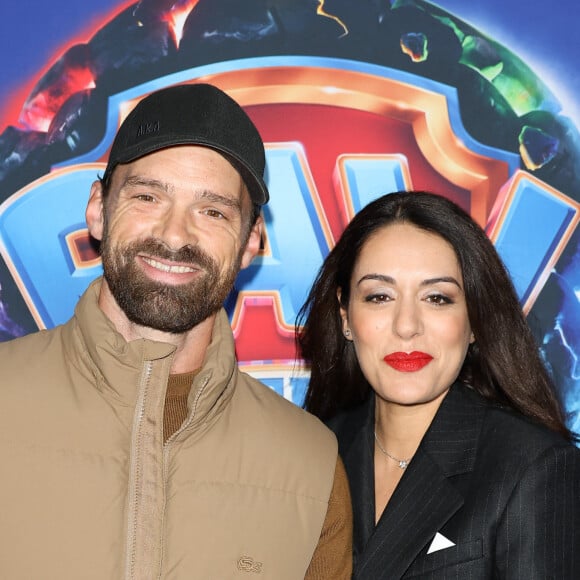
top-left (125, 360), bottom-right (153, 580)
top-left (158, 375), bottom-right (210, 578)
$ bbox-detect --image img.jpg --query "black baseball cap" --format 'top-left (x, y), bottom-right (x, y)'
top-left (103, 83), bottom-right (269, 205)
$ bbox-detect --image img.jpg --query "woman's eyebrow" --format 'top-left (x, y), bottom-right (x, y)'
top-left (357, 273), bottom-right (395, 286)
top-left (421, 276), bottom-right (462, 289)
top-left (356, 273), bottom-right (462, 289)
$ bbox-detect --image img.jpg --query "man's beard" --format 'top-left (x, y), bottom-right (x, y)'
top-left (100, 235), bottom-right (242, 334)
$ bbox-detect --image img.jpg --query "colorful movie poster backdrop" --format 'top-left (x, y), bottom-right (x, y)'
top-left (0, 0), bottom-right (579, 436)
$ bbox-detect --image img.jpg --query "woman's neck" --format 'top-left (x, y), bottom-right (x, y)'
top-left (373, 389), bottom-right (448, 458)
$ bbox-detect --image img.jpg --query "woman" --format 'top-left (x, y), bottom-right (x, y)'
top-left (297, 191), bottom-right (580, 579)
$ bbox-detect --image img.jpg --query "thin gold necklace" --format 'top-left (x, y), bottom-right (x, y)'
top-left (373, 430), bottom-right (412, 469)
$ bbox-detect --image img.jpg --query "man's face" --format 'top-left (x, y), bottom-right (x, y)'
top-left (86, 145), bottom-right (262, 334)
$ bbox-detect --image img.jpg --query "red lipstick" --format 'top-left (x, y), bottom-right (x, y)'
top-left (384, 351), bottom-right (433, 372)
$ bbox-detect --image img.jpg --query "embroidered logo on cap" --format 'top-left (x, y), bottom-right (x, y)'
top-left (136, 121), bottom-right (160, 137)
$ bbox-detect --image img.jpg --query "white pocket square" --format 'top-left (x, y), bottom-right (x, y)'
top-left (427, 532), bottom-right (456, 554)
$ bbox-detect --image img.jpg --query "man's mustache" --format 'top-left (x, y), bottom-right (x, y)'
top-left (125, 238), bottom-right (216, 270)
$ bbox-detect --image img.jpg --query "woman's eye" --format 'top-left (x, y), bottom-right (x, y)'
top-left (365, 293), bottom-right (391, 303)
top-left (426, 293), bottom-right (453, 306)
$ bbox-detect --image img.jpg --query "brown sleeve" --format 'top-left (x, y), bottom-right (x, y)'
top-left (304, 455), bottom-right (353, 579)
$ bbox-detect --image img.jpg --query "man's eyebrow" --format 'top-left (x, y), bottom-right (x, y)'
top-left (121, 176), bottom-right (171, 192)
top-left (119, 178), bottom-right (242, 212)
top-left (198, 190), bottom-right (242, 212)
top-left (357, 273), bottom-right (463, 289)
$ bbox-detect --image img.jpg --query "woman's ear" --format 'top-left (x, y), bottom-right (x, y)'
top-left (337, 289), bottom-right (353, 341)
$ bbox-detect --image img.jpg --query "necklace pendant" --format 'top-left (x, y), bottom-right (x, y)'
top-left (374, 430), bottom-right (412, 470)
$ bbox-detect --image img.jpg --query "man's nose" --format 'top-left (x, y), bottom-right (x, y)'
top-left (153, 206), bottom-right (197, 250)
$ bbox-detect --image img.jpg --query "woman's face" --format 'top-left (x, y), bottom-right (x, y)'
top-left (340, 223), bottom-right (474, 408)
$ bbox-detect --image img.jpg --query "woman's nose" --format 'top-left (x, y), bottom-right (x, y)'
top-left (392, 298), bottom-right (422, 339)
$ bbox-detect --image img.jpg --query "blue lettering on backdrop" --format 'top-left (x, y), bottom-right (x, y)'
top-left (490, 175), bottom-right (578, 307)
top-left (0, 166), bottom-right (102, 328)
top-left (232, 144), bottom-right (332, 327)
top-left (340, 155), bottom-right (412, 214)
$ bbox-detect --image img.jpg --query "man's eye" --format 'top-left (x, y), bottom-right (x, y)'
top-left (135, 194), bottom-right (155, 202)
top-left (205, 209), bottom-right (225, 219)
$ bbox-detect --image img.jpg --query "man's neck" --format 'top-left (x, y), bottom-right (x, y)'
top-left (97, 282), bottom-right (214, 374)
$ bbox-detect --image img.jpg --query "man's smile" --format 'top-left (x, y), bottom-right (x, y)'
top-left (141, 256), bottom-right (197, 274)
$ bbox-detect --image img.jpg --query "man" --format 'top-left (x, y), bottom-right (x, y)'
top-left (0, 83), bottom-right (352, 579)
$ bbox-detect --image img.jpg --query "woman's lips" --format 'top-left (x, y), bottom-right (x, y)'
top-left (383, 351), bottom-right (433, 372)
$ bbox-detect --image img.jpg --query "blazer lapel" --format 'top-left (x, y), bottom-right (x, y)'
top-left (355, 448), bottom-right (463, 579)
top-left (353, 384), bottom-right (485, 579)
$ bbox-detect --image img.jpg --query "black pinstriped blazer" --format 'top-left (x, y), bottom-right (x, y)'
top-left (328, 382), bottom-right (580, 579)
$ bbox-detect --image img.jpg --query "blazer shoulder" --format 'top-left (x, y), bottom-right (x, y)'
top-left (479, 401), bottom-right (576, 465)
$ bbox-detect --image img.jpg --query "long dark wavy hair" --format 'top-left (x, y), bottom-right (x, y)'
top-left (297, 191), bottom-right (574, 441)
